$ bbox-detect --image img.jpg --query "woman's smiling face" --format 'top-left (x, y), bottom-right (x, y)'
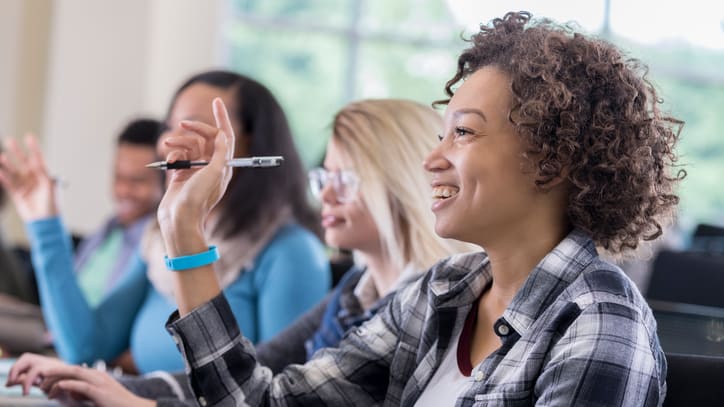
top-left (319, 138), bottom-right (380, 253)
top-left (424, 66), bottom-right (543, 247)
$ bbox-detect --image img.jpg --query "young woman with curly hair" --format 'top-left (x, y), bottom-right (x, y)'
top-left (10, 11), bottom-right (682, 406)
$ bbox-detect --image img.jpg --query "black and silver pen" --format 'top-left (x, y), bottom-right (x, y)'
top-left (145, 156), bottom-right (284, 170)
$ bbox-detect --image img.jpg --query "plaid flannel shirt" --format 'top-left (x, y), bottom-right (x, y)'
top-left (167, 229), bottom-right (666, 406)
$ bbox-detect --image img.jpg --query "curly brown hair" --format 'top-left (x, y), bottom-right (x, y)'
top-left (436, 11), bottom-right (685, 252)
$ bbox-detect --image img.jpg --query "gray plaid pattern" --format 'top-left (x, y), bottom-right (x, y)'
top-left (167, 229), bottom-right (666, 406)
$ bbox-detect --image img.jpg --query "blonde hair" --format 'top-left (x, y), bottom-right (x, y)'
top-left (332, 99), bottom-right (473, 272)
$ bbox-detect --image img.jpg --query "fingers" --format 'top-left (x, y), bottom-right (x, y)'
top-left (178, 98), bottom-right (236, 162)
top-left (20, 364), bottom-right (43, 395)
top-left (160, 134), bottom-right (205, 162)
top-left (6, 354), bottom-right (91, 397)
top-left (38, 364), bottom-right (87, 392)
top-left (212, 98), bottom-right (236, 162)
top-left (48, 379), bottom-right (95, 402)
top-left (3, 137), bottom-right (29, 167)
top-left (6, 353), bottom-right (35, 387)
top-left (25, 134), bottom-right (51, 176)
top-left (0, 135), bottom-right (50, 190)
top-left (0, 139), bottom-right (24, 187)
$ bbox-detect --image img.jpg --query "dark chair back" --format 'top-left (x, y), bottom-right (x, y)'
top-left (647, 250), bottom-right (724, 309)
top-left (691, 223), bottom-right (724, 255)
top-left (664, 352), bottom-right (724, 406)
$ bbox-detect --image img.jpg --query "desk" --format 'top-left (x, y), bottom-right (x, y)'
top-left (0, 397), bottom-right (59, 406)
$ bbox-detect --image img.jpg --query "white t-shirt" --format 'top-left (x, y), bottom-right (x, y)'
top-left (414, 327), bottom-right (473, 406)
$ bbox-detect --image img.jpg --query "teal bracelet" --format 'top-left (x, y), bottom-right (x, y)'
top-left (164, 246), bottom-right (220, 271)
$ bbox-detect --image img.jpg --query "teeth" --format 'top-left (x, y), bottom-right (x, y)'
top-left (432, 186), bottom-right (459, 199)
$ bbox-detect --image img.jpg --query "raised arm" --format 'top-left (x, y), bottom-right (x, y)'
top-left (0, 135), bottom-right (147, 364)
top-left (156, 98), bottom-right (235, 315)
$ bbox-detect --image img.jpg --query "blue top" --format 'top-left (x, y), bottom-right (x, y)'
top-left (27, 217), bottom-right (330, 373)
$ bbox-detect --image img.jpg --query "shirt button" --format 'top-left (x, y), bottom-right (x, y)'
top-left (496, 323), bottom-right (510, 336)
top-left (198, 396), bottom-right (207, 406)
top-left (474, 370), bottom-right (485, 381)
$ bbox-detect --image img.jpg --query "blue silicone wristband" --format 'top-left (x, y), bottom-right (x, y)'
top-left (164, 246), bottom-right (219, 271)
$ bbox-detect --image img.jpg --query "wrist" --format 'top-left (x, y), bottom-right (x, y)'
top-left (158, 215), bottom-right (208, 258)
top-left (165, 246), bottom-right (219, 271)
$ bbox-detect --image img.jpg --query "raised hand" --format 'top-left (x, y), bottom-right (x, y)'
top-left (0, 135), bottom-right (59, 221)
top-left (5, 353), bottom-right (155, 407)
top-left (157, 97), bottom-right (235, 257)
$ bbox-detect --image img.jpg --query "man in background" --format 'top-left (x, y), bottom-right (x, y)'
top-left (74, 118), bottom-right (163, 307)
top-left (0, 118), bottom-right (163, 356)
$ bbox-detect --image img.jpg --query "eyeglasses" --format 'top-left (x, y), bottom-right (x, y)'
top-left (308, 167), bottom-right (360, 203)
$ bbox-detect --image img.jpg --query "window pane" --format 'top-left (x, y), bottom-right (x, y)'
top-left (227, 24), bottom-right (346, 165)
top-left (356, 40), bottom-right (462, 105)
top-left (610, 0), bottom-right (724, 50)
top-left (230, 0), bottom-right (350, 29)
top-left (443, 0), bottom-right (605, 34)
top-left (361, 0), bottom-right (460, 39)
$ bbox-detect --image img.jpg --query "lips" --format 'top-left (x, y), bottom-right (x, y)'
top-left (116, 200), bottom-right (138, 213)
top-left (321, 214), bottom-right (344, 228)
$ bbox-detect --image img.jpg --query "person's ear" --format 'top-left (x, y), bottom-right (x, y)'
top-left (536, 166), bottom-right (569, 191)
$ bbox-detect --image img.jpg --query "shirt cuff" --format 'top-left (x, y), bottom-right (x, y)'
top-left (165, 293), bottom-right (241, 370)
top-left (25, 216), bottom-right (64, 241)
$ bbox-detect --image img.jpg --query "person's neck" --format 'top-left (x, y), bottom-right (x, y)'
top-left (358, 250), bottom-right (401, 298)
top-left (480, 219), bottom-right (569, 312)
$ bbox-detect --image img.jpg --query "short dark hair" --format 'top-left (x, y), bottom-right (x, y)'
top-left (169, 70), bottom-right (320, 239)
top-left (437, 11), bottom-right (685, 252)
top-left (117, 118), bottom-right (162, 147)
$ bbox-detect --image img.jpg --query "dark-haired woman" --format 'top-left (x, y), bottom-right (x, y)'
top-left (0, 70), bottom-right (330, 374)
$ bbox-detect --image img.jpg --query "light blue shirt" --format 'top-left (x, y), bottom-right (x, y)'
top-left (27, 217), bottom-right (330, 373)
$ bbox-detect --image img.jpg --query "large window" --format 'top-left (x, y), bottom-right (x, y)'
top-left (225, 0), bottom-right (464, 166)
top-left (223, 0), bottom-right (724, 231)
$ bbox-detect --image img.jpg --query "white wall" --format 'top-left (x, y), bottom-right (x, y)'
top-left (0, 0), bottom-right (22, 138)
top-left (0, 0), bottom-right (224, 243)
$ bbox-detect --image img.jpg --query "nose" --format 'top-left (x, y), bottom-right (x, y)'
top-left (423, 138), bottom-right (451, 173)
top-left (319, 180), bottom-right (339, 205)
top-left (114, 178), bottom-right (132, 199)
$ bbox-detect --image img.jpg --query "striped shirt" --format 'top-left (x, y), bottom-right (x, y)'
top-left (167, 229), bottom-right (666, 406)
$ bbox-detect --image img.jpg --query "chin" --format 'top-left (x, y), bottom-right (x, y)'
top-left (324, 233), bottom-right (347, 250)
top-left (433, 223), bottom-right (455, 240)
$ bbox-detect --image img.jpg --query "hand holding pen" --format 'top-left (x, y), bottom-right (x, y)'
top-left (146, 156), bottom-right (283, 170)
top-left (157, 98), bottom-right (239, 245)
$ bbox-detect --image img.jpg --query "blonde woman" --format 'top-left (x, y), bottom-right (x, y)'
top-left (8, 99), bottom-right (472, 406)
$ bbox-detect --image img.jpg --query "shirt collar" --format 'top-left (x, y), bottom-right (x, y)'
top-left (354, 263), bottom-right (421, 310)
top-left (426, 229), bottom-right (598, 335)
top-left (502, 228), bottom-right (597, 336)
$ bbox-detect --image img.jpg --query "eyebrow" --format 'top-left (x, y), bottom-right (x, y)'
top-left (453, 108), bottom-right (487, 122)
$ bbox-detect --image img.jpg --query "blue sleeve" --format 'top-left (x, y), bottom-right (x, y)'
top-left (225, 225), bottom-right (330, 343)
top-left (26, 217), bottom-right (149, 364)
